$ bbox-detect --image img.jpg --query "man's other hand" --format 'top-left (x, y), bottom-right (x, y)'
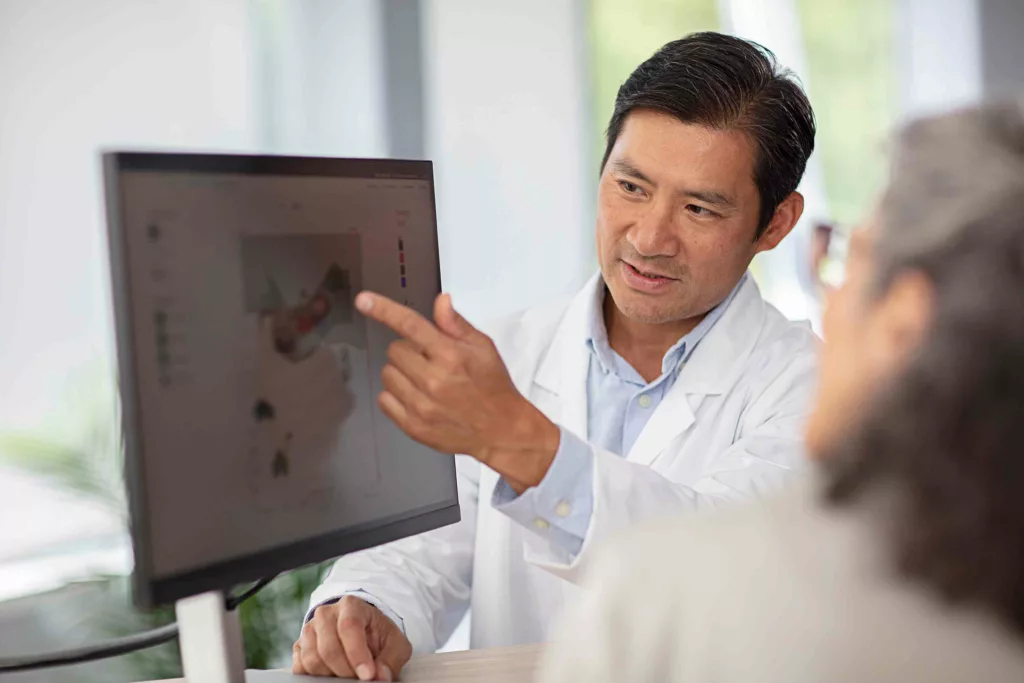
top-left (292, 596), bottom-right (412, 681)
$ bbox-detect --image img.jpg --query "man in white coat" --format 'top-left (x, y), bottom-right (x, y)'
top-left (293, 32), bottom-right (819, 681)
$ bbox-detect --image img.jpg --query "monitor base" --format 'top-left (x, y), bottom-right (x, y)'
top-left (176, 590), bottom-right (246, 683)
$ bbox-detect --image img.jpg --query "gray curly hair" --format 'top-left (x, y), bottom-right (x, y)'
top-left (826, 100), bottom-right (1024, 633)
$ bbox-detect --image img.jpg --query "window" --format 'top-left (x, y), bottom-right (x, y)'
top-left (797, 0), bottom-right (895, 229)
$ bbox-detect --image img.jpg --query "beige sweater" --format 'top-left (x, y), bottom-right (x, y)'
top-left (538, 478), bottom-right (1024, 682)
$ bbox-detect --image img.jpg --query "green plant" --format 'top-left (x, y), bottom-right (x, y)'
top-left (0, 368), bottom-right (331, 677)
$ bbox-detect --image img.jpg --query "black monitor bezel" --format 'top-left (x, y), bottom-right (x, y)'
top-left (102, 151), bottom-right (459, 609)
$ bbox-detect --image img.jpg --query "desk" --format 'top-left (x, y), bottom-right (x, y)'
top-left (400, 644), bottom-right (540, 682)
top-left (144, 643), bottom-right (542, 683)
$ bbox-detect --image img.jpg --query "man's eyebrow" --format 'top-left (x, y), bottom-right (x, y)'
top-left (682, 189), bottom-right (736, 209)
top-left (608, 159), bottom-right (655, 186)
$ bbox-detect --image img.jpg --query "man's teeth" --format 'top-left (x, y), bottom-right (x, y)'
top-left (628, 262), bottom-right (669, 279)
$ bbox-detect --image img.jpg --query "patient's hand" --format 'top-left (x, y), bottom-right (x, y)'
top-left (292, 596), bottom-right (412, 681)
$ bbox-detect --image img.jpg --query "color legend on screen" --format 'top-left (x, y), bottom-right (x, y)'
top-left (398, 236), bottom-right (406, 288)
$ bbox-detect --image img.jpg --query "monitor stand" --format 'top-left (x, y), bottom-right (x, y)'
top-left (176, 590), bottom-right (246, 683)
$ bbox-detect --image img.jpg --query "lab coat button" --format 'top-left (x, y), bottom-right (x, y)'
top-left (638, 394), bottom-right (652, 408)
top-left (533, 517), bottom-right (550, 531)
top-left (556, 501), bottom-right (572, 517)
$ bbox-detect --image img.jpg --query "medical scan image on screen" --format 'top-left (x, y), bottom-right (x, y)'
top-left (240, 234), bottom-right (379, 511)
top-left (115, 166), bottom-right (456, 580)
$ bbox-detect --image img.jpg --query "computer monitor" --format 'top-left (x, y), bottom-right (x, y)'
top-left (102, 152), bottom-right (460, 620)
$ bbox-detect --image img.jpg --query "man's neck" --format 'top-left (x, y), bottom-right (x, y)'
top-left (603, 294), bottom-right (705, 383)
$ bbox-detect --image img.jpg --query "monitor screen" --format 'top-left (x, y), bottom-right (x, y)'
top-left (103, 153), bottom-right (459, 606)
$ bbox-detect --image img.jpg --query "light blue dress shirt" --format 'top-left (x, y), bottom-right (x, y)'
top-left (491, 274), bottom-right (748, 555)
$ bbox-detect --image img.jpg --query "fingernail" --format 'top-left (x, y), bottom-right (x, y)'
top-left (356, 664), bottom-right (374, 681)
top-left (356, 293), bottom-right (373, 312)
top-left (378, 663), bottom-right (394, 682)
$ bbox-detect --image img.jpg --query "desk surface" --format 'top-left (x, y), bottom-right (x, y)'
top-left (401, 643), bottom-right (541, 682)
top-left (144, 643), bottom-right (542, 683)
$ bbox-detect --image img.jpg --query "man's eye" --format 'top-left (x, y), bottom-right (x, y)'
top-left (687, 204), bottom-right (714, 217)
top-left (619, 181), bottom-right (643, 195)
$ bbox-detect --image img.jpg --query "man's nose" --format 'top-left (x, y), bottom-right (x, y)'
top-left (627, 201), bottom-right (677, 257)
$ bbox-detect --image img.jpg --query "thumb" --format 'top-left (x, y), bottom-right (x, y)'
top-left (433, 293), bottom-right (478, 341)
top-left (374, 630), bottom-right (413, 682)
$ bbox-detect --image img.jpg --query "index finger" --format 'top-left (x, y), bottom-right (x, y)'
top-left (356, 291), bottom-right (446, 354)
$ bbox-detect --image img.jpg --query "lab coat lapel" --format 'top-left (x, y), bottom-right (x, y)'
top-left (626, 386), bottom-right (698, 467)
top-left (626, 276), bottom-right (766, 467)
top-left (530, 274), bottom-right (602, 439)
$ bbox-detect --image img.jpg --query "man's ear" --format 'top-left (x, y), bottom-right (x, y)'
top-left (755, 191), bottom-right (805, 254)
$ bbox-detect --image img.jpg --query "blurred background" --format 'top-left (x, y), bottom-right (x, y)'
top-left (1, 0), bottom-right (1022, 680)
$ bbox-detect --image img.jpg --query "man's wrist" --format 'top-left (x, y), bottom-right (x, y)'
top-left (479, 400), bottom-right (560, 493)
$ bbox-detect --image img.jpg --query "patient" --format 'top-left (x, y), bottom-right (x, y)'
top-left (538, 101), bottom-right (1024, 682)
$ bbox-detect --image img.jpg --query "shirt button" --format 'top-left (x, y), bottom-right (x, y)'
top-left (556, 501), bottom-right (572, 517)
top-left (533, 517), bottom-right (550, 531)
top-left (638, 394), bottom-right (652, 409)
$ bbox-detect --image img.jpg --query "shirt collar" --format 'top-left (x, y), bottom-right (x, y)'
top-left (585, 272), bottom-right (749, 380)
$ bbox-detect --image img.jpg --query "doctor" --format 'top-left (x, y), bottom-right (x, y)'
top-left (294, 31), bottom-right (819, 681)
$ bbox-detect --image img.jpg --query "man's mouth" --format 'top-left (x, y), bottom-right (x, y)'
top-left (623, 261), bottom-right (676, 281)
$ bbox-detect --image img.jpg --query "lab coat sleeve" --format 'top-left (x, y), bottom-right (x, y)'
top-left (522, 350), bottom-right (814, 584)
top-left (305, 590), bottom-right (407, 637)
top-left (491, 426), bottom-right (594, 555)
top-left (306, 454), bottom-right (479, 654)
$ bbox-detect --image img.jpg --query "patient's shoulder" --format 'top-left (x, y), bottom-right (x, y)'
top-left (579, 477), bottom-right (1024, 683)
top-left (591, 477), bottom-right (849, 589)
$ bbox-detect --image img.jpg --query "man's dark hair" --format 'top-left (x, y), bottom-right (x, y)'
top-left (602, 32), bottom-right (816, 239)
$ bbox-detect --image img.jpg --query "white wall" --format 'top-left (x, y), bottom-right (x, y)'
top-left (896, 0), bottom-right (982, 123)
top-left (254, 0), bottom-right (389, 158)
top-left (0, 0), bottom-right (259, 431)
top-left (422, 0), bottom-right (594, 325)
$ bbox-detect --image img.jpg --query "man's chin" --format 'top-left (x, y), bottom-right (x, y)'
top-left (617, 300), bottom-right (688, 325)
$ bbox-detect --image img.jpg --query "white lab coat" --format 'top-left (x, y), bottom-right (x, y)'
top-left (309, 273), bottom-right (819, 654)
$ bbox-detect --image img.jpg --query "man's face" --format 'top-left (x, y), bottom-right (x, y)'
top-left (596, 109), bottom-right (768, 324)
